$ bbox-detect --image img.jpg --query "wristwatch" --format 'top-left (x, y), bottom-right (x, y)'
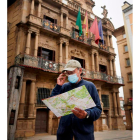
top-left (86, 111), bottom-right (90, 119)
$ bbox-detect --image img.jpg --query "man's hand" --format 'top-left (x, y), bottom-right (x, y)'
top-left (57, 73), bottom-right (66, 86)
top-left (72, 107), bottom-right (87, 119)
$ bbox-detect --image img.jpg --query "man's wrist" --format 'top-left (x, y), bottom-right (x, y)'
top-left (85, 111), bottom-right (90, 119)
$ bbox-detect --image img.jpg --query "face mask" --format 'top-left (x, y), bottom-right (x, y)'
top-left (68, 73), bottom-right (79, 83)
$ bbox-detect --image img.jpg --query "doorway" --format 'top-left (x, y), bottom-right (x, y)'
top-left (35, 109), bottom-right (49, 133)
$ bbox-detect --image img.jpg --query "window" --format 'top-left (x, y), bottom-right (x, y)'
top-left (37, 88), bottom-right (51, 106)
top-left (71, 56), bottom-right (85, 68)
top-left (101, 95), bottom-right (109, 108)
top-left (15, 76), bottom-right (20, 89)
top-left (124, 45), bottom-right (128, 52)
top-left (126, 58), bottom-right (130, 66)
top-left (9, 110), bottom-right (16, 125)
top-left (123, 34), bottom-right (126, 38)
top-left (130, 89), bottom-right (133, 97)
top-left (43, 15), bottom-right (57, 24)
top-left (128, 73), bottom-right (132, 81)
top-left (38, 47), bottom-right (55, 61)
top-left (99, 64), bottom-right (107, 74)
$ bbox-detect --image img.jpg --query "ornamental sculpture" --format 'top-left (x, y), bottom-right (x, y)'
top-left (101, 5), bottom-right (108, 18)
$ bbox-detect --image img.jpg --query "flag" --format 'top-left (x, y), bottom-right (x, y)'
top-left (82, 11), bottom-right (88, 37)
top-left (89, 18), bottom-right (100, 44)
top-left (98, 20), bottom-right (104, 45)
top-left (76, 8), bottom-right (82, 36)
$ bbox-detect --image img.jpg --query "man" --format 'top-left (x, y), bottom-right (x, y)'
top-left (50, 59), bottom-right (102, 140)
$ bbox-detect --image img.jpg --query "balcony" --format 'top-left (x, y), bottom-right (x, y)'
top-left (82, 69), bottom-right (124, 84)
top-left (27, 14), bottom-right (42, 27)
top-left (15, 54), bottom-right (124, 85)
top-left (15, 53), bottom-right (59, 73)
top-left (128, 98), bottom-right (132, 105)
top-left (42, 19), bottom-right (60, 34)
top-left (99, 43), bottom-right (109, 52)
top-left (71, 31), bottom-right (92, 45)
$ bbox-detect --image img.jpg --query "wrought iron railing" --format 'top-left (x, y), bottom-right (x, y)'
top-left (70, 31), bottom-right (91, 45)
top-left (15, 53), bottom-right (60, 73)
top-left (15, 54), bottom-right (124, 84)
top-left (42, 19), bottom-right (60, 33)
top-left (82, 69), bottom-right (124, 84)
top-left (99, 44), bottom-right (109, 52)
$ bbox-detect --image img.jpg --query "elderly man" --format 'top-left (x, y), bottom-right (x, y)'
top-left (50, 59), bottom-right (102, 140)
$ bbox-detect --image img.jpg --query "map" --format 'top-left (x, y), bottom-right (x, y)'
top-left (42, 85), bottom-right (96, 117)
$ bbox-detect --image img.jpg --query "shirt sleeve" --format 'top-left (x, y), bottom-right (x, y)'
top-left (85, 83), bottom-right (102, 121)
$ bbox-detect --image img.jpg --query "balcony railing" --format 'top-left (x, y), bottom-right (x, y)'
top-left (71, 31), bottom-right (91, 45)
top-left (42, 19), bottom-right (60, 33)
top-left (15, 53), bottom-right (59, 73)
top-left (82, 69), bottom-right (124, 84)
top-left (15, 54), bottom-right (124, 84)
top-left (99, 43), bottom-right (109, 52)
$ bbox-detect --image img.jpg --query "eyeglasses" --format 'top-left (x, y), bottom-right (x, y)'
top-left (63, 68), bottom-right (78, 76)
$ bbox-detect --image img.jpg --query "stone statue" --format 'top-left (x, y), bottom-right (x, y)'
top-left (101, 5), bottom-right (108, 18)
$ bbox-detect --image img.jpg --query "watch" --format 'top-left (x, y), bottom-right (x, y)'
top-left (86, 111), bottom-right (90, 119)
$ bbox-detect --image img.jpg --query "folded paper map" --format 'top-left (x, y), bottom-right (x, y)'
top-left (42, 85), bottom-right (96, 117)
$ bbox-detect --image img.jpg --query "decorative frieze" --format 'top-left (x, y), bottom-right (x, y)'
top-left (70, 49), bottom-right (85, 58)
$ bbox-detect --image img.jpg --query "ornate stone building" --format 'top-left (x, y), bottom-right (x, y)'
top-left (8, 0), bottom-right (125, 139)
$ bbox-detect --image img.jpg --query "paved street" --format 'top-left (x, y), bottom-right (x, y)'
top-left (23, 130), bottom-right (132, 140)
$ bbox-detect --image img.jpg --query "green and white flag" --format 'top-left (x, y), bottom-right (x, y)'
top-left (76, 7), bottom-right (82, 36)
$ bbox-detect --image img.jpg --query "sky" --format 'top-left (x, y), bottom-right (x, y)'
top-left (92, 0), bottom-right (133, 97)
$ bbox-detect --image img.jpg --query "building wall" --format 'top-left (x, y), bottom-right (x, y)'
top-left (7, 0), bottom-right (23, 68)
top-left (122, 2), bottom-right (133, 73)
top-left (113, 25), bottom-right (132, 130)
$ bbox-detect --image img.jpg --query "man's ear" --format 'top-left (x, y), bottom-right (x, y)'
top-left (79, 68), bottom-right (82, 73)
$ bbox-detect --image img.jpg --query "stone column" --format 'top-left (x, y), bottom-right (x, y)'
top-left (66, 14), bottom-right (68, 29)
top-left (113, 59), bottom-right (116, 76)
top-left (116, 92), bottom-right (121, 116)
top-left (28, 80), bottom-right (36, 118)
top-left (96, 53), bottom-right (99, 71)
top-left (107, 35), bottom-right (110, 47)
top-left (61, 13), bottom-right (63, 27)
top-left (30, 0), bottom-right (35, 14)
top-left (98, 89), bottom-right (104, 115)
top-left (110, 59), bottom-right (113, 76)
top-left (18, 79), bottom-right (26, 117)
top-left (59, 40), bottom-right (63, 63)
top-left (16, 27), bottom-right (22, 55)
top-left (37, 0), bottom-right (42, 17)
top-left (65, 42), bottom-right (69, 63)
top-left (91, 52), bottom-right (95, 71)
top-left (113, 92), bottom-right (118, 117)
top-left (34, 32), bottom-right (39, 56)
top-left (110, 36), bottom-right (113, 47)
top-left (25, 30), bottom-right (32, 54)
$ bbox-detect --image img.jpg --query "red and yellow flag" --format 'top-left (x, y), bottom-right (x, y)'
top-left (82, 11), bottom-right (88, 37)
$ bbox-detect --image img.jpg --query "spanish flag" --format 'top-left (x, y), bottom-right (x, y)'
top-left (82, 11), bottom-right (88, 37)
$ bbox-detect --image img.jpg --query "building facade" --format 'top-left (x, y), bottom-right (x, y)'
top-left (8, 0), bottom-right (125, 139)
top-left (113, 25), bottom-right (132, 130)
top-left (120, 97), bottom-right (126, 125)
top-left (122, 1), bottom-right (133, 72)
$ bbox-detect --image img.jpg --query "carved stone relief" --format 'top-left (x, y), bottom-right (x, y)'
top-left (70, 49), bottom-right (85, 58)
top-left (38, 42), bottom-right (55, 50)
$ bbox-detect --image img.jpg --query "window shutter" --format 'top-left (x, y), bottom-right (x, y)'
top-left (37, 47), bottom-right (42, 57)
top-left (54, 19), bottom-right (57, 24)
top-left (52, 51), bottom-right (55, 61)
